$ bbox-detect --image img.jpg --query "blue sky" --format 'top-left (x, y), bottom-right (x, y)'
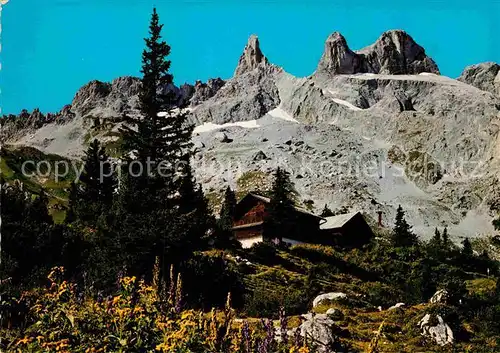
top-left (1, 0), bottom-right (499, 115)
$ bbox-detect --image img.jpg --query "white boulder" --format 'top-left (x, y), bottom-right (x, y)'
top-left (430, 289), bottom-right (449, 304)
top-left (419, 314), bottom-right (454, 346)
top-left (287, 313), bottom-right (339, 353)
top-left (312, 292), bottom-right (347, 307)
top-left (214, 131), bottom-right (232, 143)
top-left (388, 303), bottom-right (406, 310)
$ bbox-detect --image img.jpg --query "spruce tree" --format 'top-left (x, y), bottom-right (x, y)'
top-left (114, 8), bottom-right (197, 280)
top-left (390, 205), bottom-right (418, 248)
top-left (66, 139), bottom-right (115, 226)
top-left (177, 167), bottom-right (214, 251)
top-left (178, 164), bottom-right (198, 214)
top-left (434, 227), bottom-right (441, 242)
top-left (320, 204), bottom-right (335, 217)
top-left (80, 139), bottom-right (114, 204)
top-left (1, 183), bottom-right (80, 289)
top-left (191, 184), bottom-right (215, 246)
top-left (263, 168), bottom-right (297, 243)
top-left (215, 186), bottom-right (238, 249)
top-left (120, 7), bottom-right (193, 185)
top-left (430, 228), bottom-right (441, 247)
top-left (426, 228), bottom-right (442, 259)
top-left (442, 227), bottom-right (451, 252)
top-left (461, 237), bottom-right (474, 259)
top-left (219, 186), bottom-right (237, 231)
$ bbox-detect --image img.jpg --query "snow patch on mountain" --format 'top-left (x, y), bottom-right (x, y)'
top-left (193, 120), bottom-right (261, 134)
top-left (266, 107), bottom-right (299, 123)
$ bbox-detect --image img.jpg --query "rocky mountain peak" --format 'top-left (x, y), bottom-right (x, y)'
top-left (234, 35), bottom-right (269, 77)
top-left (315, 29), bottom-right (439, 77)
top-left (326, 31), bottom-right (348, 45)
top-left (316, 32), bottom-right (362, 75)
top-left (71, 80), bottom-right (112, 116)
top-left (361, 30), bottom-right (440, 75)
top-left (458, 62), bottom-right (500, 96)
top-left (110, 76), bottom-right (142, 97)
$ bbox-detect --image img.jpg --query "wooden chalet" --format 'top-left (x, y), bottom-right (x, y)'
top-left (232, 192), bottom-right (374, 249)
top-left (232, 192), bottom-right (323, 248)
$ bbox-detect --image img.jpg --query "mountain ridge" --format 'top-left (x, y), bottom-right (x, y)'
top-left (2, 29), bottom-right (499, 240)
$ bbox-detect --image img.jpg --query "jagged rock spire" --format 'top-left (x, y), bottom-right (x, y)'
top-left (315, 29), bottom-right (440, 77)
top-left (360, 30), bottom-right (440, 75)
top-left (316, 32), bottom-right (362, 75)
top-left (234, 35), bottom-right (269, 77)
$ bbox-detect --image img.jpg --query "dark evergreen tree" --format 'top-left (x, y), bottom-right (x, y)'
top-left (177, 167), bottom-right (214, 251)
top-left (67, 139), bottom-right (115, 226)
top-left (0, 183), bottom-right (82, 290)
top-left (263, 168), bottom-right (297, 243)
top-left (426, 228), bottom-right (442, 259)
top-left (442, 227), bottom-right (449, 245)
top-left (441, 227), bottom-right (453, 256)
top-left (461, 237), bottom-right (474, 259)
top-left (432, 228), bottom-right (442, 246)
top-left (219, 186), bottom-right (237, 231)
top-left (390, 205), bottom-right (418, 248)
top-left (178, 164), bottom-right (198, 214)
top-left (80, 139), bottom-right (115, 204)
top-left (191, 184), bottom-right (215, 247)
top-left (114, 8), bottom-right (198, 282)
top-left (120, 7), bottom-right (192, 183)
top-left (320, 204), bottom-right (335, 217)
top-left (214, 186), bottom-right (238, 249)
top-left (494, 217), bottom-right (500, 231)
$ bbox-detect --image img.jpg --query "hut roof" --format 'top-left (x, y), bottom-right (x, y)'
top-left (320, 212), bottom-right (362, 230)
top-left (240, 192), bottom-right (322, 219)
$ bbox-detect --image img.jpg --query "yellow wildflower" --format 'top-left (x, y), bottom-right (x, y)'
top-left (16, 337), bottom-right (30, 345)
top-left (112, 295), bottom-right (122, 305)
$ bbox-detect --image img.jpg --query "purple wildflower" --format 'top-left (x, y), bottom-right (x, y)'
top-left (294, 316), bottom-right (303, 347)
top-left (97, 290), bottom-right (104, 304)
top-left (259, 318), bottom-right (274, 353)
top-left (279, 306), bottom-right (288, 346)
top-left (242, 320), bottom-right (251, 353)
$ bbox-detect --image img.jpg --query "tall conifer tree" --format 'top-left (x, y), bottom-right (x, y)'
top-left (114, 8), bottom-right (200, 280)
top-left (219, 186), bottom-right (237, 232)
top-left (441, 227), bottom-right (451, 253)
top-left (390, 205), bottom-right (418, 248)
top-left (215, 186), bottom-right (238, 249)
top-left (66, 139), bottom-right (115, 226)
top-left (461, 237), bottom-right (474, 259)
top-left (263, 168), bottom-right (297, 243)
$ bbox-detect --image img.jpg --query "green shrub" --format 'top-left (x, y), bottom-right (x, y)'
top-left (242, 284), bottom-right (310, 318)
top-left (181, 252), bottom-right (245, 310)
top-left (289, 244), bottom-right (337, 264)
top-left (361, 281), bottom-right (403, 307)
top-left (247, 242), bottom-right (278, 265)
